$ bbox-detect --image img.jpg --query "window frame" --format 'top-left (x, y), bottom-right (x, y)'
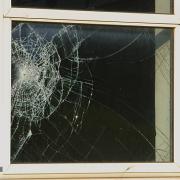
top-left (0, 0), bottom-right (180, 177)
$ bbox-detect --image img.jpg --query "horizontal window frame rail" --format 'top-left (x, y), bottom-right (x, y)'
top-left (4, 17), bottom-right (179, 28)
top-left (3, 163), bottom-right (180, 174)
top-left (3, 8), bottom-right (180, 27)
top-left (0, 172), bottom-right (180, 180)
top-left (1, 172), bottom-right (180, 179)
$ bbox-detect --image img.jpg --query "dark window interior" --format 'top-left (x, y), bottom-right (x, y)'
top-left (12, 0), bottom-right (155, 13)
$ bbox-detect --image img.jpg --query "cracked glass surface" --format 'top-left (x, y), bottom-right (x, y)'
top-left (11, 0), bottom-right (172, 14)
top-left (11, 22), bottom-right (173, 163)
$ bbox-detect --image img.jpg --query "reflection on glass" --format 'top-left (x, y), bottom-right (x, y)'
top-left (11, 22), bottom-right (173, 163)
top-left (12, 0), bottom-right (172, 14)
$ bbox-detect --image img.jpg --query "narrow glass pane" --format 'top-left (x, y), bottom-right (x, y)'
top-left (11, 0), bottom-right (173, 14)
top-left (11, 22), bottom-right (173, 163)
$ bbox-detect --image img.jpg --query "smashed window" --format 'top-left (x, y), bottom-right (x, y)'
top-left (11, 22), bottom-right (173, 163)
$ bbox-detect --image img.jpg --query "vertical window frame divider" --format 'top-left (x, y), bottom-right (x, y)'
top-left (174, 25), bottom-right (180, 164)
top-left (0, 0), bottom-right (4, 171)
top-left (174, 0), bottom-right (180, 16)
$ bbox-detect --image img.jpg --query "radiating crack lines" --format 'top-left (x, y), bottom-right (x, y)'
top-left (11, 23), bottom-right (93, 161)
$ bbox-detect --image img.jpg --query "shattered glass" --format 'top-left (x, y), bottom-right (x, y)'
top-left (11, 22), bottom-right (173, 163)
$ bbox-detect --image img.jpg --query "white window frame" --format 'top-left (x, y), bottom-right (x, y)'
top-left (0, 0), bottom-right (180, 177)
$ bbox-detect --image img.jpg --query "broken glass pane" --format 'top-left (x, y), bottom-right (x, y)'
top-left (11, 22), bottom-right (173, 163)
